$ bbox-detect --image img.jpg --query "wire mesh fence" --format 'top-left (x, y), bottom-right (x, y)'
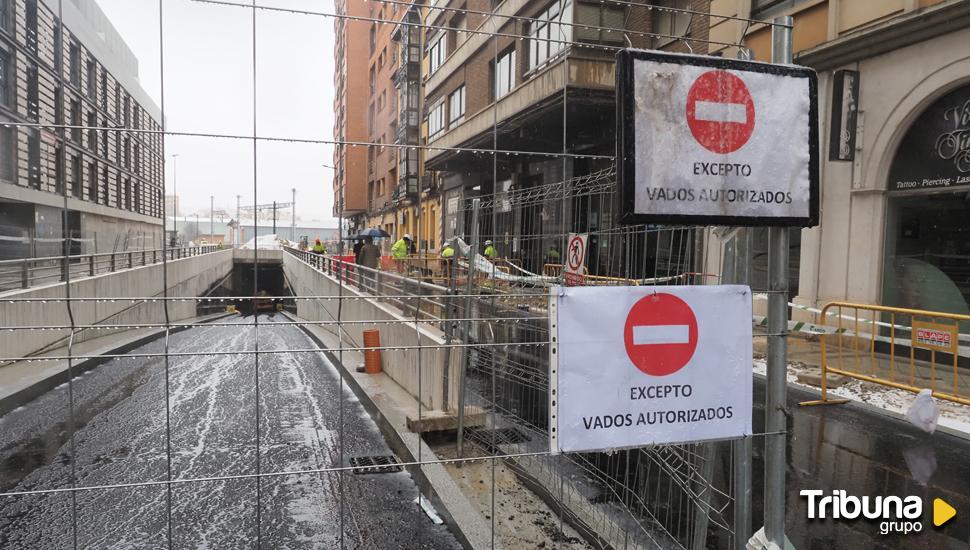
top-left (0, 0), bottom-right (798, 548)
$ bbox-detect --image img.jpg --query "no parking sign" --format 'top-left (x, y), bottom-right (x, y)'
top-left (549, 285), bottom-right (752, 453)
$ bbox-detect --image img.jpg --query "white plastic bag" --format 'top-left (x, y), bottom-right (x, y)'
top-left (905, 389), bottom-right (939, 434)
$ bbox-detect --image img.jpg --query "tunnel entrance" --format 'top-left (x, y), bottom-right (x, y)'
top-left (199, 260), bottom-right (294, 317)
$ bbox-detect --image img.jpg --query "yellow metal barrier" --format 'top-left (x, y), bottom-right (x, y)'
top-left (800, 301), bottom-right (970, 407)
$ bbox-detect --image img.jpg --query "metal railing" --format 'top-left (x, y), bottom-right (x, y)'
top-left (800, 301), bottom-right (970, 407)
top-left (0, 245), bottom-right (221, 292)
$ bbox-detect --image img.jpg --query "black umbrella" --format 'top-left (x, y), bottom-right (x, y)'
top-left (356, 228), bottom-right (391, 239)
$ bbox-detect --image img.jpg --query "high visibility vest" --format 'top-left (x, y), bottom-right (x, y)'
top-left (391, 239), bottom-right (408, 259)
top-left (441, 246), bottom-right (455, 259)
top-left (313, 243), bottom-right (325, 253)
top-left (484, 245), bottom-right (497, 259)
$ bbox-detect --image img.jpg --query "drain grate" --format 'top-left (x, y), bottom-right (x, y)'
top-left (467, 427), bottom-right (530, 445)
top-left (349, 455), bottom-right (403, 475)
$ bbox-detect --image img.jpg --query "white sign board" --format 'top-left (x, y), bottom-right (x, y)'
top-left (616, 50), bottom-right (819, 227)
top-left (563, 233), bottom-right (588, 286)
top-left (550, 285), bottom-right (752, 453)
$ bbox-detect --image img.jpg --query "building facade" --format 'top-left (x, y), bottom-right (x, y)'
top-left (332, 0), bottom-right (369, 232)
top-left (706, 0), bottom-right (970, 321)
top-left (0, 0), bottom-right (164, 260)
top-left (422, 0), bottom-right (711, 272)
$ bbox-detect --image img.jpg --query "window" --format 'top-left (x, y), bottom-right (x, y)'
top-left (124, 178), bottom-right (131, 210)
top-left (87, 161), bottom-right (96, 201)
top-left (134, 143), bottom-right (141, 175)
top-left (448, 86), bottom-right (465, 128)
top-left (652, 0), bottom-right (691, 42)
top-left (0, 123), bottom-right (13, 182)
top-left (86, 60), bottom-right (97, 101)
top-left (101, 166), bottom-right (108, 204)
top-left (69, 43), bottom-right (80, 87)
top-left (494, 48), bottom-right (516, 100)
top-left (427, 101), bottom-right (445, 139)
top-left (27, 63), bottom-right (39, 121)
top-left (427, 33), bottom-right (445, 74)
top-left (575, 3), bottom-right (625, 44)
top-left (100, 71), bottom-right (107, 110)
top-left (528, 0), bottom-right (573, 71)
top-left (123, 136), bottom-right (130, 168)
top-left (0, 0), bottom-right (11, 34)
top-left (71, 155), bottom-right (82, 198)
top-left (0, 48), bottom-right (11, 108)
top-left (25, 0), bottom-right (37, 53)
top-left (124, 95), bottom-right (130, 127)
top-left (87, 112), bottom-right (97, 152)
top-left (369, 26), bottom-right (376, 54)
top-left (70, 100), bottom-right (81, 143)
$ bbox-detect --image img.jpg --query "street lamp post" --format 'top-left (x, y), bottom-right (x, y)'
top-left (210, 195), bottom-right (214, 242)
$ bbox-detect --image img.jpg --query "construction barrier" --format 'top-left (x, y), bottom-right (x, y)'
top-left (800, 301), bottom-right (970, 407)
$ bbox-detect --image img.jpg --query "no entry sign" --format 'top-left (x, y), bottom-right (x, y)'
top-left (550, 285), bottom-right (752, 453)
top-left (616, 50), bottom-right (819, 227)
top-left (623, 293), bottom-right (698, 376)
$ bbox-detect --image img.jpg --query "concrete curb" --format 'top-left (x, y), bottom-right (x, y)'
top-left (0, 312), bottom-right (234, 416)
top-left (287, 312), bottom-right (502, 550)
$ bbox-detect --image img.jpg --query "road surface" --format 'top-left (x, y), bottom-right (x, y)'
top-left (0, 315), bottom-right (461, 549)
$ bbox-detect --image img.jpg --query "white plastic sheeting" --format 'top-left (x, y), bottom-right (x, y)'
top-left (240, 234), bottom-right (285, 250)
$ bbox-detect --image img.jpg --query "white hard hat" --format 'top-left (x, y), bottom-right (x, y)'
top-left (404, 233), bottom-right (412, 240)
top-left (485, 240), bottom-right (493, 245)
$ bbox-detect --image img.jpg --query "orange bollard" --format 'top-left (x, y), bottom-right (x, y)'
top-left (362, 329), bottom-right (382, 374)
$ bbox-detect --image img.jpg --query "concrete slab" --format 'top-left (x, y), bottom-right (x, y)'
top-left (406, 406), bottom-right (488, 433)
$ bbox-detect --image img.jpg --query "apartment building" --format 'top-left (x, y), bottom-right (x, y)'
top-left (705, 0), bottom-right (970, 322)
top-left (332, 0), bottom-right (369, 233)
top-left (422, 0), bottom-right (711, 272)
top-left (0, 0), bottom-right (164, 259)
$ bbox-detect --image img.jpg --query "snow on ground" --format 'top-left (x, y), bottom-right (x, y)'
top-left (753, 356), bottom-right (970, 437)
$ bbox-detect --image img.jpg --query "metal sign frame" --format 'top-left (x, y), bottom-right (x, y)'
top-left (615, 49), bottom-right (821, 227)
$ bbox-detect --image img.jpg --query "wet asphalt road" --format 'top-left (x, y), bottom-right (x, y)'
top-left (753, 381), bottom-right (970, 549)
top-left (0, 315), bottom-right (461, 549)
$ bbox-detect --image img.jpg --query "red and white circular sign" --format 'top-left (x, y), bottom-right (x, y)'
top-left (686, 70), bottom-right (755, 154)
top-left (623, 293), bottom-right (698, 376)
top-left (567, 235), bottom-right (585, 271)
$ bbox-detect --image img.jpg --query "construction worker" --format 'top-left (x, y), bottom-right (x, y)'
top-left (440, 241), bottom-right (456, 280)
top-left (483, 240), bottom-right (498, 261)
top-left (391, 233), bottom-right (411, 272)
top-left (312, 237), bottom-right (326, 254)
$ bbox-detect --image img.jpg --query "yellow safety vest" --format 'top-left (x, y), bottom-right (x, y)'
top-left (391, 239), bottom-right (408, 259)
top-left (441, 246), bottom-right (455, 259)
top-left (484, 245), bottom-right (497, 258)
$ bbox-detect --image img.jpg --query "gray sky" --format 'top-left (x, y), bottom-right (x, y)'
top-left (97, 0), bottom-right (337, 225)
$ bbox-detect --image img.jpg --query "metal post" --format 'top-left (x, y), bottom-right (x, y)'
top-left (456, 198), bottom-right (480, 459)
top-left (210, 195), bottom-right (214, 242)
top-left (236, 194), bottom-right (241, 245)
top-left (291, 187), bottom-right (296, 242)
top-left (272, 201), bottom-right (277, 235)
top-left (764, 15), bottom-right (793, 549)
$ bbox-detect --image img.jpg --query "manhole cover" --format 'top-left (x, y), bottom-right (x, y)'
top-left (349, 455), bottom-right (403, 475)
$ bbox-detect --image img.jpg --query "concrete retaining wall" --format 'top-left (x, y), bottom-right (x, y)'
top-left (284, 253), bottom-right (461, 412)
top-left (0, 249), bottom-right (234, 360)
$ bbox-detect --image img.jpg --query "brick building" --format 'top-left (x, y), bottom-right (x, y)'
top-left (332, 0), bottom-right (369, 233)
top-left (422, 0), bottom-right (711, 272)
top-left (0, 0), bottom-right (164, 259)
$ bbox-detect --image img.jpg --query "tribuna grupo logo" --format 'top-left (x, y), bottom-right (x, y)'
top-left (801, 490), bottom-right (925, 535)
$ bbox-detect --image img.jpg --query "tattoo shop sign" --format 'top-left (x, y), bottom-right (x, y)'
top-left (616, 50), bottom-right (819, 227)
top-left (549, 285), bottom-right (752, 453)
